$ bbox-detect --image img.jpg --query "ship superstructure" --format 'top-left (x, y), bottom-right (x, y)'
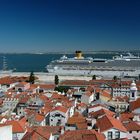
top-left (46, 51), bottom-right (140, 77)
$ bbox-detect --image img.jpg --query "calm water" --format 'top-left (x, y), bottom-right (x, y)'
top-left (0, 53), bottom-right (119, 72)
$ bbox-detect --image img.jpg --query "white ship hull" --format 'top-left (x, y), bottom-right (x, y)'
top-left (46, 51), bottom-right (140, 77)
top-left (47, 68), bottom-right (140, 77)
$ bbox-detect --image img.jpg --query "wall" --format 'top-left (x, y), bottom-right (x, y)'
top-left (126, 131), bottom-right (140, 139)
top-left (103, 128), bottom-right (127, 140)
top-left (0, 125), bottom-right (12, 140)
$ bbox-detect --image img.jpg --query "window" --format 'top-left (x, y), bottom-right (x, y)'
top-left (55, 114), bottom-right (60, 117)
top-left (108, 132), bottom-right (112, 139)
top-left (132, 92), bottom-right (135, 97)
top-left (115, 131), bottom-right (120, 139)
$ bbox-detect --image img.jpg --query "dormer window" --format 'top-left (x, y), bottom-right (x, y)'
top-left (115, 131), bottom-right (120, 139)
top-left (108, 131), bottom-right (112, 139)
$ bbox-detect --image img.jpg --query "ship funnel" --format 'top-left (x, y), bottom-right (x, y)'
top-left (75, 51), bottom-right (83, 59)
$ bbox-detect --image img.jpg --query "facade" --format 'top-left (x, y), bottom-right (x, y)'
top-left (81, 91), bottom-right (94, 104)
top-left (15, 82), bottom-right (30, 92)
top-left (2, 97), bottom-right (19, 114)
top-left (49, 106), bottom-right (69, 126)
top-left (96, 115), bottom-right (127, 140)
top-left (0, 125), bottom-right (12, 140)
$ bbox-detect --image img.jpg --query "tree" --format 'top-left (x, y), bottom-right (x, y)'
top-left (92, 75), bottom-right (96, 80)
top-left (54, 75), bottom-right (59, 85)
top-left (139, 74), bottom-right (140, 81)
top-left (113, 76), bottom-right (117, 81)
top-left (29, 71), bottom-right (35, 84)
top-left (54, 86), bottom-right (70, 93)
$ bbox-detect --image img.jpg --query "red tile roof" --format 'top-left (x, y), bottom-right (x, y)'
top-left (5, 120), bottom-right (25, 133)
top-left (35, 114), bottom-right (45, 122)
top-left (120, 113), bottom-right (134, 122)
top-left (123, 121), bottom-right (140, 131)
top-left (60, 80), bottom-right (89, 86)
top-left (101, 90), bottom-right (112, 98)
top-left (34, 84), bottom-right (56, 89)
top-left (22, 126), bottom-right (61, 140)
top-left (67, 112), bottom-right (87, 129)
top-left (113, 96), bottom-right (129, 102)
top-left (96, 115), bottom-right (126, 132)
top-left (89, 109), bottom-right (115, 118)
top-left (19, 96), bottom-right (30, 104)
top-left (0, 76), bottom-right (18, 85)
top-left (59, 130), bottom-right (105, 140)
top-left (51, 106), bottom-right (68, 113)
top-left (130, 98), bottom-right (140, 111)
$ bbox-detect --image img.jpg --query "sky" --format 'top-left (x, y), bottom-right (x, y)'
top-left (0, 0), bottom-right (140, 53)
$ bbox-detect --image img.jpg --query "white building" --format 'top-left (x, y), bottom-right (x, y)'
top-left (96, 115), bottom-right (127, 140)
top-left (49, 106), bottom-right (69, 126)
top-left (81, 91), bottom-right (94, 104)
top-left (0, 125), bottom-right (12, 140)
top-left (130, 80), bottom-right (138, 102)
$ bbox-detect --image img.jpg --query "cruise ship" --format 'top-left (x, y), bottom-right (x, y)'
top-left (46, 51), bottom-right (140, 77)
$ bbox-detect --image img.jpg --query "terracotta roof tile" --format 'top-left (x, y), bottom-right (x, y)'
top-left (130, 98), bottom-right (140, 111)
top-left (67, 112), bottom-right (87, 128)
top-left (96, 115), bottom-right (126, 132)
top-left (51, 106), bottom-right (68, 113)
top-left (5, 120), bottom-right (25, 133)
top-left (60, 130), bottom-right (105, 140)
top-left (22, 126), bottom-right (61, 140)
top-left (35, 114), bottom-right (45, 122)
top-left (101, 90), bottom-right (112, 98)
top-left (120, 113), bottom-right (134, 122)
top-left (123, 121), bottom-right (140, 131)
top-left (89, 109), bottom-right (115, 118)
top-left (34, 84), bottom-right (55, 89)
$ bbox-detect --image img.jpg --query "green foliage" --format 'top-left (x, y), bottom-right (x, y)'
top-left (113, 75), bottom-right (117, 81)
top-left (29, 71), bottom-right (35, 84)
top-left (54, 75), bottom-right (59, 85)
top-left (54, 86), bottom-right (70, 93)
top-left (92, 75), bottom-right (96, 80)
top-left (139, 74), bottom-right (140, 81)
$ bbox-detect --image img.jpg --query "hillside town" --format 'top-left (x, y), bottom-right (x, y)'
top-left (0, 74), bottom-right (140, 140)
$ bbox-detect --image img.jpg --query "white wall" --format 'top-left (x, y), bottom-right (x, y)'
top-left (0, 125), bottom-right (12, 140)
top-left (65, 125), bottom-right (76, 131)
top-left (81, 95), bottom-right (89, 104)
top-left (50, 111), bottom-right (68, 126)
top-left (127, 131), bottom-right (140, 139)
top-left (88, 106), bottom-right (107, 113)
top-left (13, 132), bottom-right (26, 140)
top-left (103, 128), bottom-right (127, 140)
